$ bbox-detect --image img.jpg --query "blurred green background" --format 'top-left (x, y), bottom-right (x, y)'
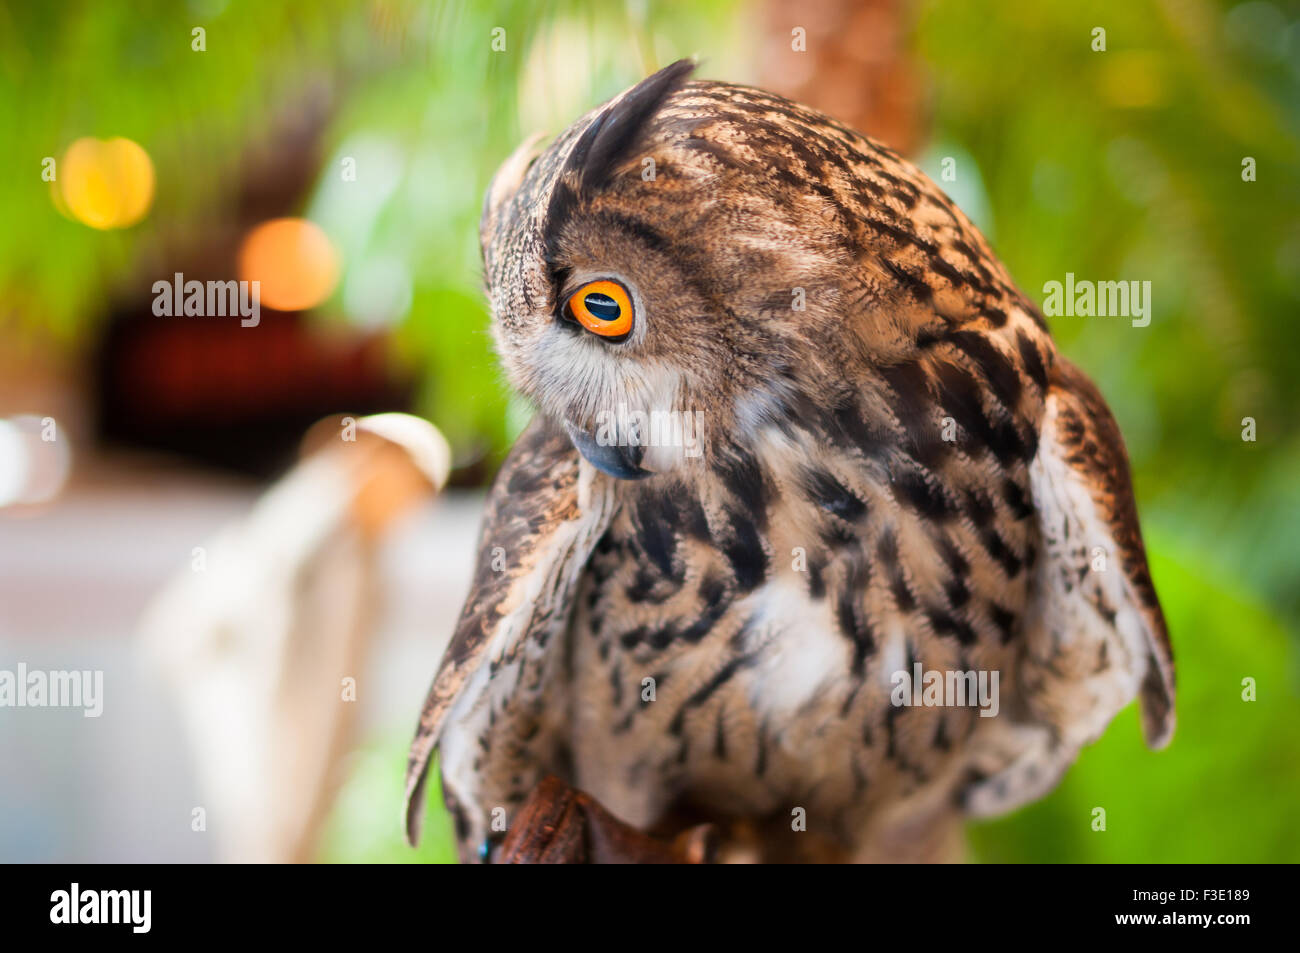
top-left (1, 0), bottom-right (1296, 862)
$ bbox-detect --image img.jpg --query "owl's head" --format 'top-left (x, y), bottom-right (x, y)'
top-left (479, 60), bottom-right (1010, 480)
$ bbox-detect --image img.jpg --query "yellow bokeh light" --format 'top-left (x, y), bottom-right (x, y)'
top-left (59, 137), bottom-right (155, 229)
top-left (238, 218), bottom-right (341, 312)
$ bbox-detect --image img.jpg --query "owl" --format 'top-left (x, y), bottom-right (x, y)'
top-left (403, 60), bottom-right (1174, 863)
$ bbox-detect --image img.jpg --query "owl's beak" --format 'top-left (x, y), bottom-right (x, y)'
top-left (563, 419), bottom-right (653, 480)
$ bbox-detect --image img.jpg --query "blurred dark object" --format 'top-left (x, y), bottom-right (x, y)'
top-left (92, 88), bottom-right (414, 478)
top-left (95, 305), bottom-right (412, 478)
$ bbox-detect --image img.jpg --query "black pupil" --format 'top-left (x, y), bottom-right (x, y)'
top-left (584, 292), bottom-right (620, 322)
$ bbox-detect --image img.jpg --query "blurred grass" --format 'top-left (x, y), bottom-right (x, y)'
top-left (316, 745), bottom-right (456, 864)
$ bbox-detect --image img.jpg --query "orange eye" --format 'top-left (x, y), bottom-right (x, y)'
top-left (566, 280), bottom-right (633, 339)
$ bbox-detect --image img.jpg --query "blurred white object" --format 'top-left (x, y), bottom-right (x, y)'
top-left (139, 413), bottom-right (451, 862)
top-left (0, 414), bottom-right (72, 507)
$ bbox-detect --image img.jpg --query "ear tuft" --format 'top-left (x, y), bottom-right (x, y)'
top-left (564, 58), bottom-right (696, 195)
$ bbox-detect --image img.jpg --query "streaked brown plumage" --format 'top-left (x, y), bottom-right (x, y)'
top-left (404, 60), bottom-right (1174, 863)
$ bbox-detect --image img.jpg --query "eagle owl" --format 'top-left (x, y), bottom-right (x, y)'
top-left (404, 60), bottom-right (1174, 863)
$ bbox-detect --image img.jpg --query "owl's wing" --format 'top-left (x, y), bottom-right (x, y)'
top-left (965, 357), bottom-right (1174, 815)
top-left (403, 417), bottom-right (616, 844)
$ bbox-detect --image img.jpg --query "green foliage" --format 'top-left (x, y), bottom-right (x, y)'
top-left (1, 0), bottom-right (361, 338)
top-left (969, 533), bottom-right (1300, 862)
top-left (915, 0), bottom-right (1300, 626)
top-left (0, 0), bottom-right (748, 472)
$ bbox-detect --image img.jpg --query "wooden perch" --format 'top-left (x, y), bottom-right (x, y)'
top-left (498, 776), bottom-right (715, 864)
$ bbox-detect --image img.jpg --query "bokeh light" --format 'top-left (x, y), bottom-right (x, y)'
top-left (238, 218), bottom-right (342, 312)
top-left (57, 137), bottom-right (155, 229)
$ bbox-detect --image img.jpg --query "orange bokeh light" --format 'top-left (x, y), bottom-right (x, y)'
top-left (237, 218), bottom-right (341, 312)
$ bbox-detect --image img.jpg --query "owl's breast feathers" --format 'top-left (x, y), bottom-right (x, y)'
top-left (406, 61), bottom-right (1173, 860)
